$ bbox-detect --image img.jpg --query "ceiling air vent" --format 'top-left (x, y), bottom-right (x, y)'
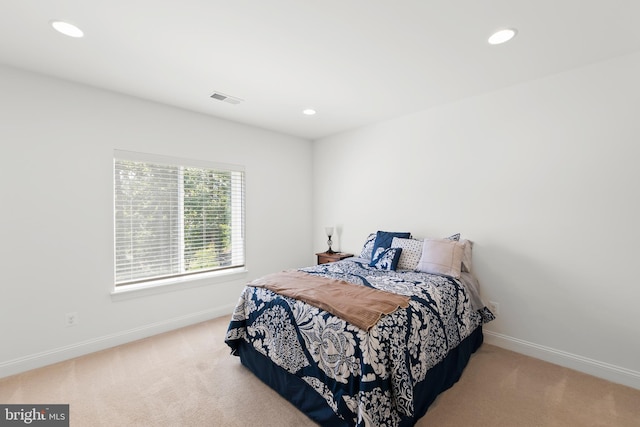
top-left (210, 91), bottom-right (243, 105)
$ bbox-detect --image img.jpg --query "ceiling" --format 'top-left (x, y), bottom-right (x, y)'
top-left (2, 1), bottom-right (640, 140)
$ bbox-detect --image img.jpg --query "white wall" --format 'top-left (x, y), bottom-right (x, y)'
top-left (313, 51), bottom-right (640, 388)
top-left (0, 65), bottom-right (313, 377)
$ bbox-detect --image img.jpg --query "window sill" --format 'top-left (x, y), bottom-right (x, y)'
top-left (110, 267), bottom-right (248, 302)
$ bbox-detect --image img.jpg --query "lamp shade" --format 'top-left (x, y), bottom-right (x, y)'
top-left (325, 226), bottom-right (334, 237)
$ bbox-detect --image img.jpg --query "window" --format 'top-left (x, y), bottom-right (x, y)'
top-left (114, 150), bottom-right (245, 287)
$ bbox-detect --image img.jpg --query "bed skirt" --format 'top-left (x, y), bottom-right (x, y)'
top-left (235, 325), bottom-right (484, 427)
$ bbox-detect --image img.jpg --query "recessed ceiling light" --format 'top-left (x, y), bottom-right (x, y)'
top-left (50, 20), bottom-right (84, 38)
top-left (302, 109), bottom-right (316, 116)
top-left (488, 28), bottom-right (517, 45)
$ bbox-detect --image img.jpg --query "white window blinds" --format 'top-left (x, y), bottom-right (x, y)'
top-left (114, 151), bottom-right (245, 286)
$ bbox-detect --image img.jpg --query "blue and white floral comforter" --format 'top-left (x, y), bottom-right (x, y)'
top-left (225, 258), bottom-right (493, 426)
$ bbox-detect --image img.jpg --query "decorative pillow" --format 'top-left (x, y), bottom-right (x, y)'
top-left (371, 231), bottom-right (411, 259)
top-left (459, 239), bottom-right (473, 272)
top-left (359, 233), bottom-right (376, 260)
top-left (369, 247), bottom-right (402, 271)
top-left (391, 237), bottom-right (423, 270)
top-left (415, 238), bottom-right (464, 278)
top-left (446, 233), bottom-right (461, 241)
top-left (445, 233), bottom-right (472, 272)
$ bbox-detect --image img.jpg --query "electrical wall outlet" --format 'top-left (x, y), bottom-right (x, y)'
top-left (488, 301), bottom-right (500, 316)
top-left (65, 312), bottom-right (78, 327)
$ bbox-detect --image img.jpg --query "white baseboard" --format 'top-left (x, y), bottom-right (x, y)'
top-left (0, 305), bottom-right (235, 379)
top-left (484, 330), bottom-right (640, 390)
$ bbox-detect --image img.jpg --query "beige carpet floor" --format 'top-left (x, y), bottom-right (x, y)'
top-left (1, 315), bottom-right (639, 426)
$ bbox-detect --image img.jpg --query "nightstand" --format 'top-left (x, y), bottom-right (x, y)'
top-left (316, 252), bottom-right (354, 265)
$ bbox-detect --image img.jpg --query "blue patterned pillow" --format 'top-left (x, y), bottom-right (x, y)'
top-left (371, 231), bottom-right (411, 259)
top-left (359, 233), bottom-right (377, 260)
top-left (369, 247), bottom-right (402, 271)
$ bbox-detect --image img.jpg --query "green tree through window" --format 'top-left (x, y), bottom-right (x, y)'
top-left (114, 152), bottom-right (245, 286)
top-left (183, 168), bottom-right (231, 270)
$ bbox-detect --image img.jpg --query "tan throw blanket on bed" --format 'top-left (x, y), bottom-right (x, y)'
top-left (250, 270), bottom-right (410, 331)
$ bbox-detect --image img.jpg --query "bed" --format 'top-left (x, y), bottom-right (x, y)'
top-left (225, 232), bottom-right (494, 426)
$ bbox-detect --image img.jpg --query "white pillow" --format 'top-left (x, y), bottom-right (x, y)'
top-left (391, 237), bottom-right (423, 270)
top-left (416, 238), bottom-right (464, 278)
top-left (460, 239), bottom-right (473, 273)
top-left (445, 233), bottom-right (473, 273)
